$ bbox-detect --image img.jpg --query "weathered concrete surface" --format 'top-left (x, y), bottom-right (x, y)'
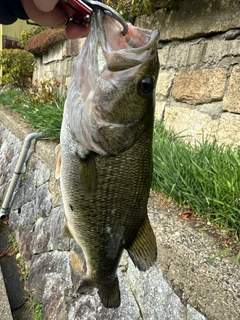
top-left (217, 112), bottom-right (240, 147)
top-left (0, 265), bottom-right (13, 320)
top-left (149, 193), bottom-right (240, 320)
top-left (136, 0), bottom-right (240, 41)
top-left (164, 106), bottom-right (220, 144)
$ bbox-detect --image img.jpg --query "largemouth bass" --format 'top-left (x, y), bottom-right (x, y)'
top-left (58, 10), bottom-right (160, 308)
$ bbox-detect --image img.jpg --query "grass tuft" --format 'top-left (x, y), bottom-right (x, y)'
top-left (152, 120), bottom-right (240, 238)
top-left (0, 88), bottom-right (64, 141)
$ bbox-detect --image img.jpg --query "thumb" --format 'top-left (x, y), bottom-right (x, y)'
top-left (33, 0), bottom-right (59, 12)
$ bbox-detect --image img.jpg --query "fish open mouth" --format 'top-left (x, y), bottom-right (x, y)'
top-left (94, 10), bottom-right (160, 70)
top-left (102, 14), bottom-right (151, 51)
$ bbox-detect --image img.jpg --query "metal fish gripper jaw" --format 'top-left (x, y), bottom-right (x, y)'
top-left (57, 0), bottom-right (128, 35)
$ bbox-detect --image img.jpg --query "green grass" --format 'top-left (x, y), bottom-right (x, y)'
top-left (0, 89), bottom-right (64, 141)
top-left (152, 121), bottom-right (240, 237)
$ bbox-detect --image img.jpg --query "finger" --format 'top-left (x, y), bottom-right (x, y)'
top-left (65, 21), bottom-right (90, 39)
top-left (33, 0), bottom-right (59, 12)
top-left (22, 0), bottom-right (68, 27)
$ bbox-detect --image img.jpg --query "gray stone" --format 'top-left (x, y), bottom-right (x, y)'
top-left (47, 206), bottom-right (70, 251)
top-left (202, 39), bottom-right (240, 67)
top-left (31, 207), bottom-right (69, 255)
top-left (35, 183), bottom-right (52, 217)
top-left (187, 305), bottom-right (207, 320)
top-left (42, 42), bottom-right (65, 64)
top-left (223, 29), bottom-right (240, 40)
top-left (27, 251), bottom-right (73, 301)
top-left (19, 200), bottom-right (37, 225)
top-left (11, 183), bottom-right (25, 210)
top-left (8, 209), bottom-right (21, 231)
top-left (62, 38), bottom-right (85, 57)
top-left (42, 295), bottom-right (68, 320)
top-left (35, 160), bottom-right (51, 187)
top-left (0, 129), bottom-right (22, 201)
top-left (126, 258), bottom-right (187, 320)
top-left (17, 224), bottom-right (33, 262)
top-left (22, 172), bottom-right (37, 203)
top-left (30, 217), bottom-right (51, 254)
top-left (66, 272), bottom-right (141, 320)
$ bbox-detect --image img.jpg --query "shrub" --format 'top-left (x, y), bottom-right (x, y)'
top-left (25, 28), bottom-right (66, 56)
top-left (25, 77), bottom-right (61, 105)
top-left (0, 49), bottom-right (35, 88)
top-left (105, 0), bottom-right (179, 19)
top-left (19, 26), bottom-right (47, 48)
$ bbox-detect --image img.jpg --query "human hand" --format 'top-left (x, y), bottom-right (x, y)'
top-left (21, 0), bottom-right (90, 39)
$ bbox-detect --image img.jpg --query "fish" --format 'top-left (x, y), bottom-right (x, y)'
top-left (57, 10), bottom-right (160, 308)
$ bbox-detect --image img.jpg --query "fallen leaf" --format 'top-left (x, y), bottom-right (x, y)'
top-left (0, 246), bottom-right (16, 258)
top-left (182, 208), bottom-right (194, 220)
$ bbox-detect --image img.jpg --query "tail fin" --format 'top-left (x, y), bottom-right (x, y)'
top-left (127, 216), bottom-right (157, 271)
top-left (98, 277), bottom-right (120, 308)
top-left (77, 277), bottom-right (120, 308)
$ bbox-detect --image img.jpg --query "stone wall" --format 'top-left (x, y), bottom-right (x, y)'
top-left (136, 0), bottom-right (240, 145)
top-left (33, 0), bottom-right (240, 146)
top-left (32, 38), bottom-right (85, 92)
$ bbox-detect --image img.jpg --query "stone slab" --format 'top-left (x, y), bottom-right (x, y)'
top-left (217, 112), bottom-right (240, 146)
top-left (164, 106), bottom-right (220, 144)
top-left (136, 0), bottom-right (240, 41)
top-left (172, 68), bottom-right (227, 105)
top-left (222, 66), bottom-right (240, 114)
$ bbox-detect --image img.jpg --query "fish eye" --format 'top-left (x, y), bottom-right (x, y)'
top-left (138, 77), bottom-right (155, 95)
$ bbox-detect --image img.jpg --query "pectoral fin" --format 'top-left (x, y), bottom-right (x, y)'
top-left (78, 151), bottom-right (97, 198)
top-left (127, 216), bottom-right (157, 271)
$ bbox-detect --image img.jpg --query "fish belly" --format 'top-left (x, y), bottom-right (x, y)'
top-left (60, 125), bottom-right (156, 307)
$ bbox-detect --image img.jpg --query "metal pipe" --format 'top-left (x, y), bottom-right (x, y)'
top-left (0, 132), bottom-right (42, 220)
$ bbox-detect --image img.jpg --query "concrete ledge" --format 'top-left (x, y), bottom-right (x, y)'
top-left (0, 265), bottom-right (13, 320)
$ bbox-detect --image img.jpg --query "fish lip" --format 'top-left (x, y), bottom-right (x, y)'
top-left (94, 10), bottom-right (160, 54)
